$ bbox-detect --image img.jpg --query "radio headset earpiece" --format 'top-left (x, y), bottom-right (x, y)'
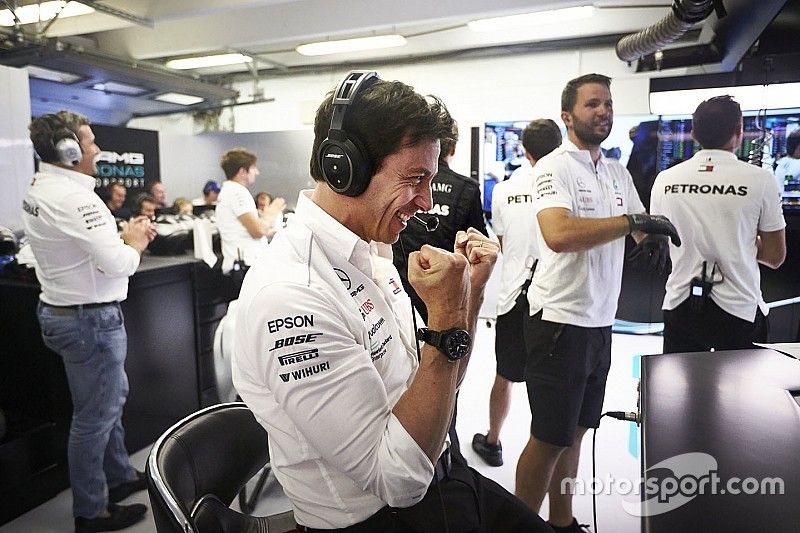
top-left (38, 114), bottom-right (83, 167)
top-left (317, 70), bottom-right (379, 197)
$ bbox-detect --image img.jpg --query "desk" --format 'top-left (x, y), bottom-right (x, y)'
top-left (0, 254), bottom-right (235, 524)
top-left (640, 349), bottom-right (800, 532)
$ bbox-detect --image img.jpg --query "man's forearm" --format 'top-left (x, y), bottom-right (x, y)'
top-left (540, 213), bottom-right (630, 253)
top-left (392, 348), bottom-right (460, 463)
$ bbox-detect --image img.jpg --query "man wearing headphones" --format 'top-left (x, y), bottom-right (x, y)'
top-left (651, 96), bottom-right (786, 353)
top-left (232, 72), bottom-right (551, 532)
top-left (472, 119), bottom-right (562, 468)
top-left (22, 111), bottom-right (155, 532)
top-left (515, 74), bottom-right (680, 532)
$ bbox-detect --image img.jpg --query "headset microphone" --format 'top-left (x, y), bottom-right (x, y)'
top-left (411, 214), bottom-right (439, 232)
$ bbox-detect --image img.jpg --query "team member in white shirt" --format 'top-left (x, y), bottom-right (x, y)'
top-left (471, 118), bottom-right (562, 468)
top-left (515, 74), bottom-right (680, 533)
top-left (651, 95), bottom-right (786, 353)
top-left (232, 71), bottom-right (551, 532)
top-left (215, 148), bottom-right (281, 274)
top-left (22, 111), bottom-right (155, 533)
top-left (774, 129), bottom-right (800, 194)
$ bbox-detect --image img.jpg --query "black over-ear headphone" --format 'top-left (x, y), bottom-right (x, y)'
top-left (35, 114), bottom-right (83, 167)
top-left (317, 70), bottom-right (378, 197)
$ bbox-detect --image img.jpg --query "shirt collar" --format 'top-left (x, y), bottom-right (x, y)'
top-left (294, 190), bottom-right (375, 276)
top-left (694, 149), bottom-right (738, 161)
top-left (39, 162), bottom-right (95, 191)
top-left (561, 138), bottom-right (608, 168)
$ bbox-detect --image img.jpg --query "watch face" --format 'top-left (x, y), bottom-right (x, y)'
top-left (444, 329), bottom-right (471, 360)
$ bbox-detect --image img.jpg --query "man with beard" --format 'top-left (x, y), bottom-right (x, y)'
top-left (514, 74), bottom-right (680, 532)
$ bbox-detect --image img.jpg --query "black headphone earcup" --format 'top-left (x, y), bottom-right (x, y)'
top-left (319, 137), bottom-right (370, 197)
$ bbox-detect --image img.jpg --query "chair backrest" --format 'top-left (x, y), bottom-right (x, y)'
top-left (146, 402), bottom-right (271, 533)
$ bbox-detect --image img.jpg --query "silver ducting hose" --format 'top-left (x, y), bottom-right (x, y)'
top-left (616, 0), bottom-right (716, 63)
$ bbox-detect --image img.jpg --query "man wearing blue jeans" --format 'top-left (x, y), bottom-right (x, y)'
top-left (22, 110), bottom-right (155, 532)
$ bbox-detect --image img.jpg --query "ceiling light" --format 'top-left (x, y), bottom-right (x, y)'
top-left (0, 1), bottom-right (94, 27)
top-left (468, 6), bottom-right (595, 32)
top-left (91, 81), bottom-right (150, 96)
top-left (154, 93), bottom-right (205, 106)
top-left (24, 64), bottom-right (84, 84)
top-left (166, 53), bottom-right (252, 70)
top-left (649, 82), bottom-right (800, 115)
top-left (296, 35), bottom-right (407, 56)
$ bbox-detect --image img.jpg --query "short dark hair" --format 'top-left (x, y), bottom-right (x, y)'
top-left (134, 193), bottom-right (157, 216)
top-left (692, 95), bottom-right (742, 149)
top-left (561, 73), bottom-right (612, 113)
top-left (522, 119), bottom-right (562, 160)
top-left (310, 79), bottom-right (455, 181)
top-left (439, 118), bottom-right (459, 161)
top-left (220, 148), bottom-right (257, 180)
top-left (29, 110), bottom-right (90, 164)
top-left (787, 129), bottom-right (800, 158)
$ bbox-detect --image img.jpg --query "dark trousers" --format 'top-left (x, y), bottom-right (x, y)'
top-left (299, 464), bottom-right (552, 532)
top-left (663, 298), bottom-right (769, 354)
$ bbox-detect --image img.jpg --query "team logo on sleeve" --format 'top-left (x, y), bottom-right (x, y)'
top-left (388, 277), bottom-right (403, 295)
top-left (269, 332), bottom-right (323, 351)
top-left (278, 361), bottom-right (331, 382)
top-left (277, 349), bottom-right (320, 366)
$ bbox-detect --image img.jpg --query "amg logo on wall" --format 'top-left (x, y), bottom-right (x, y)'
top-left (92, 124), bottom-right (160, 197)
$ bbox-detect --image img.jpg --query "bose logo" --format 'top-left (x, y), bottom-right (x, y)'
top-left (325, 153), bottom-right (345, 159)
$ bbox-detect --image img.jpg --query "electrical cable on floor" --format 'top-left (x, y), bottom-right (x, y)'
top-left (592, 410), bottom-right (640, 533)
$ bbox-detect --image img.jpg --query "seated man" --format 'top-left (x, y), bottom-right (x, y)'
top-left (133, 193), bottom-right (158, 221)
top-left (193, 179), bottom-right (221, 206)
top-left (232, 71), bottom-right (551, 532)
top-left (105, 182), bottom-right (130, 219)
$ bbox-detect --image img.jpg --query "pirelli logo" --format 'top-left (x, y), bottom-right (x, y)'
top-left (277, 349), bottom-right (320, 366)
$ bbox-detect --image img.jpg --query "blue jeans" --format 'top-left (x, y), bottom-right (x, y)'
top-left (37, 301), bottom-right (137, 519)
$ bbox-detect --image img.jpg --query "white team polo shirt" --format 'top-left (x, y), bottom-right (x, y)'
top-left (232, 190), bottom-right (433, 529)
top-left (527, 139), bottom-right (646, 327)
top-left (774, 156), bottom-right (800, 194)
top-left (651, 149), bottom-right (786, 322)
top-left (21, 163), bottom-right (140, 305)
top-left (492, 163), bottom-right (539, 316)
top-left (215, 180), bottom-right (268, 273)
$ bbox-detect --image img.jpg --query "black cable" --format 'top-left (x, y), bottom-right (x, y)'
top-left (592, 411), bottom-right (641, 533)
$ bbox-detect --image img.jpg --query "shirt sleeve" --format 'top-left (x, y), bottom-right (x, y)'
top-left (60, 191), bottom-right (140, 277)
top-left (233, 282), bottom-right (433, 508)
top-left (491, 184), bottom-right (506, 237)
top-left (759, 169), bottom-right (787, 232)
top-left (230, 185), bottom-right (258, 218)
top-left (650, 173), bottom-right (664, 216)
top-left (533, 159), bottom-right (573, 213)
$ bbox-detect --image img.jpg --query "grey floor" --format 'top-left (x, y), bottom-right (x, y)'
top-left (0, 323), bottom-right (661, 533)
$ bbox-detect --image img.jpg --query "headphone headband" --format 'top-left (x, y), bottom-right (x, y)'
top-left (317, 70), bottom-right (379, 197)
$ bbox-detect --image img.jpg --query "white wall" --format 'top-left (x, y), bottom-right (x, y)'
top-left (0, 65), bottom-right (34, 231)
top-left (130, 45), bottom-right (682, 176)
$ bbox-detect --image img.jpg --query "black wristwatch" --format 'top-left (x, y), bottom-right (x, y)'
top-left (416, 327), bottom-right (472, 362)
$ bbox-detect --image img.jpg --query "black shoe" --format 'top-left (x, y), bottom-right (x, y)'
top-left (547, 518), bottom-right (591, 533)
top-left (108, 470), bottom-right (147, 503)
top-left (75, 503), bottom-right (148, 533)
top-left (471, 433), bottom-right (503, 466)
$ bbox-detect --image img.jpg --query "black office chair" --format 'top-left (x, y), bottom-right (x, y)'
top-left (146, 402), bottom-right (296, 533)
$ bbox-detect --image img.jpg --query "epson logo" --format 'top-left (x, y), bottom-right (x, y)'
top-left (325, 153), bottom-right (345, 159)
top-left (97, 151), bottom-right (144, 165)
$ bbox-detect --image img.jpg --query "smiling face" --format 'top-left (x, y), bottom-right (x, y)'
top-left (562, 82), bottom-right (613, 149)
top-left (75, 125), bottom-right (101, 176)
top-left (354, 137), bottom-right (439, 244)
